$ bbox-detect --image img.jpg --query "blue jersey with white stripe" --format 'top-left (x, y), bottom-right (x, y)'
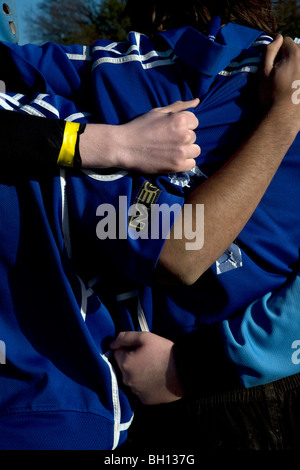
top-left (0, 168), bottom-right (183, 449)
top-left (0, 21), bottom-right (299, 444)
top-left (0, 168), bottom-right (185, 449)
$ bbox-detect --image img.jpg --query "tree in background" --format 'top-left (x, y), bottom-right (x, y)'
top-left (27, 0), bottom-right (300, 45)
top-left (272, 0), bottom-right (300, 37)
top-left (27, 0), bottom-right (129, 45)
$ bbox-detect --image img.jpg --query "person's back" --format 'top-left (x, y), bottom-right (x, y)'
top-left (1, 1), bottom-right (299, 385)
top-left (0, 166), bottom-right (138, 449)
top-left (1, 0), bottom-right (300, 449)
top-left (151, 23), bottom-right (300, 341)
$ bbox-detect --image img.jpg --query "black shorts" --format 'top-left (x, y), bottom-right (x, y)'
top-left (122, 372), bottom-right (300, 451)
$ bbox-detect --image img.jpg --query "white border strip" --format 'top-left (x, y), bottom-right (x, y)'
top-left (20, 105), bottom-right (46, 117)
top-left (59, 168), bottom-right (72, 258)
top-left (67, 45), bottom-right (92, 61)
top-left (0, 98), bottom-right (14, 110)
top-left (92, 54), bottom-right (175, 70)
top-left (0, 92), bottom-right (23, 107)
top-left (33, 94), bottom-right (60, 118)
top-left (102, 352), bottom-right (122, 450)
top-left (81, 168), bottom-right (128, 182)
top-left (137, 296), bottom-right (150, 332)
top-left (65, 112), bottom-right (92, 122)
top-left (76, 275), bottom-right (88, 322)
top-left (219, 65), bottom-right (259, 76)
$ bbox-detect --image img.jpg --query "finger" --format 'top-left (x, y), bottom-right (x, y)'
top-left (180, 129), bottom-right (198, 147)
top-left (186, 143), bottom-right (201, 163)
top-left (263, 34), bottom-right (283, 77)
top-left (158, 98), bottom-right (200, 114)
top-left (175, 145), bottom-right (201, 172)
top-left (113, 348), bottom-right (129, 368)
top-left (180, 158), bottom-right (196, 172)
top-left (281, 36), bottom-right (300, 60)
top-left (181, 110), bottom-right (199, 130)
top-left (110, 331), bottom-right (143, 350)
top-left (191, 143), bottom-right (201, 158)
top-left (170, 111), bottom-right (199, 134)
top-left (187, 129), bottom-right (197, 145)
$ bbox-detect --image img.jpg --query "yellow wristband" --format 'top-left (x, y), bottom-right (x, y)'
top-left (57, 122), bottom-right (81, 167)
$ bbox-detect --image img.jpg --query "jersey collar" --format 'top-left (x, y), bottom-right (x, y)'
top-left (159, 19), bottom-right (263, 76)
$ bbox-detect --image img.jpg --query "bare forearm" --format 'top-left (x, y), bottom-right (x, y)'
top-left (79, 100), bottom-right (200, 173)
top-left (158, 105), bottom-right (299, 285)
top-left (79, 123), bottom-right (119, 168)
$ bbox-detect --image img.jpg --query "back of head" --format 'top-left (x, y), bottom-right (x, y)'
top-left (124, 0), bottom-right (276, 37)
top-left (0, 1), bottom-right (18, 43)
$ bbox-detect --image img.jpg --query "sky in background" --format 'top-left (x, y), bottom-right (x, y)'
top-left (15, 0), bottom-right (42, 44)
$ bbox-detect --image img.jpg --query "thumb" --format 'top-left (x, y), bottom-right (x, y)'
top-left (263, 34), bottom-right (283, 77)
top-left (158, 98), bottom-right (200, 114)
top-left (280, 36), bottom-right (299, 60)
top-left (110, 331), bottom-right (143, 350)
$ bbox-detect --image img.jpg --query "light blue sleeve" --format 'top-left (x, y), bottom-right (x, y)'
top-left (221, 271), bottom-right (300, 387)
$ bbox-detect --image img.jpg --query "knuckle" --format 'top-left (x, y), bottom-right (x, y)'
top-left (171, 163), bottom-right (183, 173)
top-left (123, 374), bottom-right (137, 389)
top-left (122, 375), bottom-right (131, 386)
top-left (178, 128), bottom-right (191, 145)
top-left (172, 151), bottom-right (187, 171)
top-left (114, 348), bottom-right (129, 368)
top-left (177, 145), bottom-right (187, 159)
top-left (113, 349), bottom-right (123, 364)
top-left (172, 112), bottom-right (188, 128)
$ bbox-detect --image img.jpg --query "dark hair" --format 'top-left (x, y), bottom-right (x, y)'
top-left (123, 0), bottom-right (277, 36)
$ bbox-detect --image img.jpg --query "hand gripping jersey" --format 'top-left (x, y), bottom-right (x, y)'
top-left (0, 21), bottom-right (299, 449)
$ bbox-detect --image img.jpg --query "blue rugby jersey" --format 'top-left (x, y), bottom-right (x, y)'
top-left (0, 21), bottom-right (300, 400)
top-left (0, 168), bottom-right (183, 449)
top-left (0, 31), bottom-right (186, 449)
